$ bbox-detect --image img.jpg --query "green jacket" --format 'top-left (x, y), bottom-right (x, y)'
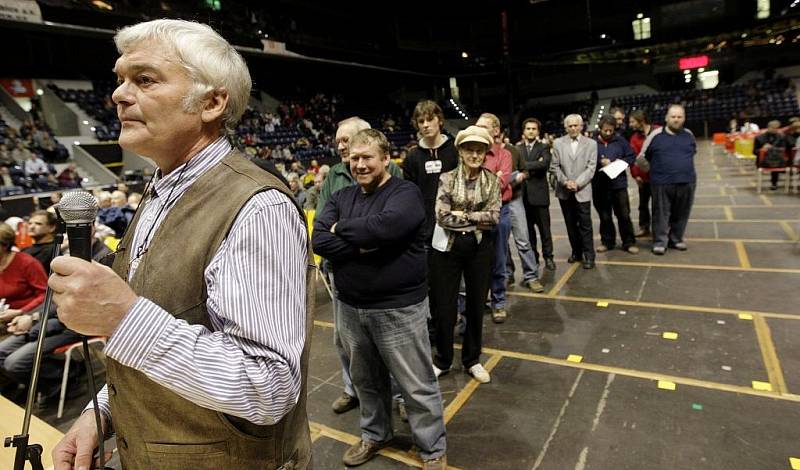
top-left (314, 160), bottom-right (403, 216)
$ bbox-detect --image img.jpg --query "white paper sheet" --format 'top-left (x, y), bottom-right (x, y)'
top-left (600, 159), bottom-right (629, 179)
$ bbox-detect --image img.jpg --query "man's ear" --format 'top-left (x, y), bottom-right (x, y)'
top-left (200, 89), bottom-right (230, 124)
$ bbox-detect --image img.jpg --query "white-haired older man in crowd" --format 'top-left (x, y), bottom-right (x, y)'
top-left (49, 19), bottom-right (313, 470)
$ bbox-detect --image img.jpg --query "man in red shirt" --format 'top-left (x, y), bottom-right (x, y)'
top-left (628, 110), bottom-right (658, 238)
top-left (476, 113), bottom-right (513, 323)
top-left (0, 223), bottom-right (47, 330)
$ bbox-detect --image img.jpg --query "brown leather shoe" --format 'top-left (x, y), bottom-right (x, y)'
top-left (492, 308), bottom-right (507, 323)
top-left (343, 439), bottom-right (388, 466)
top-left (423, 455), bottom-right (448, 470)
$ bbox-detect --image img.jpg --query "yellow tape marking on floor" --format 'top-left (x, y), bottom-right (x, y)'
top-left (657, 380), bottom-right (676, 391)
top-left (507, 291), bottom-right (800, 321)
top-left (546, 262), bottom-right (580, 297)
top-left (780, 221), bottom-right (799, 241)
top-left (443, 354), bottom-right (503, 424)
top-left (735, 241), bottom-right (751, 269)
top-left (753, 315), bottom-right (789, 394)
top-left (759, 195), bottom-right (773, 207)
top-left (790, 457), bottom-right (800, 470)
top-left (724, 206), bottom-right (734, 221)
top-left (751, 381), bottom-right (773, 392)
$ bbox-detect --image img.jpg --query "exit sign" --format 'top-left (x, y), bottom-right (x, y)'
top-left (679, 55), bottom-right (709, 70)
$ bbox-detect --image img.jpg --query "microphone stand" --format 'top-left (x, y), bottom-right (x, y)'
top-left (4, 221), bottom-right (112, 470)
top-left (4, 232), bottom-right (62, 470)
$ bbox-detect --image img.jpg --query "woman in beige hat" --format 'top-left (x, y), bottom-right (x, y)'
top-left (428, 125), bottom-right (500, 384)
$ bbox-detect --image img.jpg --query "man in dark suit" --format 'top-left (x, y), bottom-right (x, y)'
top-left (518, 118), bottom-right (555, 271)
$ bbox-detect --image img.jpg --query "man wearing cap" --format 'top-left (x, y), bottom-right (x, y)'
top-left (313, 129), bottom-right (446, 470)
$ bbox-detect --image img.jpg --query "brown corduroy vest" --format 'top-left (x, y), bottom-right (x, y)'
top-left (108, 151), bottom-right (314, 469)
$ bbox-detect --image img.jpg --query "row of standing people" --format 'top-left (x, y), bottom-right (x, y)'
top-left (310, 100), bottom-right (697, 468)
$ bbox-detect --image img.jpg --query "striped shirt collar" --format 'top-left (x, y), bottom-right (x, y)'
top-left (150, 136), bottom-right (232, 200)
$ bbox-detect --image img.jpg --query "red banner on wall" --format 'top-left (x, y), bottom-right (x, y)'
top-left (0, 78), bottom-right (35, 97)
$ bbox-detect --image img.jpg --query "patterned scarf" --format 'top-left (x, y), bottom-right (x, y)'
top-left (449, 160), bottom-right (498, 214)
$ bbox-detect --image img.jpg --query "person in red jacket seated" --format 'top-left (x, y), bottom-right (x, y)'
top-left (628, 110), bottom-right (659, 238)
top-left (0, 222), bottom-right (47, 331)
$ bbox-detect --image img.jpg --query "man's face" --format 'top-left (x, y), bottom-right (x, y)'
top-left (666, 107), bottom-right (686, 132)
top-left (28, 215), bottom-right (54, 240)
top-left (416, 114), bottom-right (441, 139)
top-left (349, 141), bottom-right (389, 193)
top-left (458, 142), bottom-right (488, 170)
top-left (613, 111), bottom-right (625, 128)
top-left (335, 125), bottom-right (357, 162)
top-left (476, 117), bottom-right (499, 141)
top-left (523, 122), bottom-right (539, 141)
top-left (314, 175), bottom-right (323, 189)
top-left (629, 117), bottom-right (642, 131)
top-left (289, 179), bottom-right (299, 192)
top-left (565, 119), bottom-right (583, 138)
top-left (112, 41), bottom-right (204, 158)
top-left (111, 193), bottom-right (127, 207)
top-left (600, 124), bottom-right (616, 141)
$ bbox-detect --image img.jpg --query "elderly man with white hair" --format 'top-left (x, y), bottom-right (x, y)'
top-left (49, 19), bottom-right (313, 470)
top-left (550, 114), bottom-right (597, 269)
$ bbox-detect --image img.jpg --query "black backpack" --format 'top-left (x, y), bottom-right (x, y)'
top-left (762, 147), bottom-right (786, 168)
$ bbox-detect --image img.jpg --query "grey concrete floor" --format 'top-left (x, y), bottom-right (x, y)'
top-left (28, 141), bottom-right (800, 469)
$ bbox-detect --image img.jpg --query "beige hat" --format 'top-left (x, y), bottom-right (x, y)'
top-left (455, 125), bottom-right (493, 147)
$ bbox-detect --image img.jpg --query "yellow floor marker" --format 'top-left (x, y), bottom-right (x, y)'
top-left (752, 381), bottom-right (773, 392)
top-left (657, 380), bottom-right (676, 391)
top-left (739, 313), bottom-right (754, 320)
top-left (662, 332), bottom-right (679, 340)
top-left (596, 301), bottom-right (609, 307)
top-left (567, 354), bottom-right (583, 363)
top-left (790, 457), bottom-right (800, 470)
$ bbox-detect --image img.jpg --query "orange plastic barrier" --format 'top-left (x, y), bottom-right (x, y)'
top-left (712, 133), bottom-right (727, 145)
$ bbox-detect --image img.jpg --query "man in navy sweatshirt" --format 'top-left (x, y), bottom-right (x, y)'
top-left (313, 129), bottom-right (447, 470)
top-left (593, 115), bottom-right (638, 253)
top-left (636, 104), bottom-right (697, 255)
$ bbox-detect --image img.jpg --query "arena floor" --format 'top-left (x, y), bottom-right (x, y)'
top-left (4, 140), bottom-right (799, 470)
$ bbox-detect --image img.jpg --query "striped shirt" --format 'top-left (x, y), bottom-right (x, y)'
top-left (87, 136), bottom-right (308, 427)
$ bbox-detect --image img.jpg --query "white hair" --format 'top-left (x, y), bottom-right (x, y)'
top-left (97, 191), bottom-right (112, 202)
top-left (564, 114), bottom-right (583, 126)
top-left (114, 19), bottom-right (251, 132)
top-left (337, 116), bottom-right (372, 134)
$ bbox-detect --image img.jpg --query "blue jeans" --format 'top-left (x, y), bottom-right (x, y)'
top-left (0, 319), bottom-right (76, 384)
top-left (337, 298), bottom-right (446, 460)
top-left (329, 272), bottom-right (356, 398)
top-left (490, 203), bottom-right (512, 309)
top-left (506, 196), bottom-right (540, 283)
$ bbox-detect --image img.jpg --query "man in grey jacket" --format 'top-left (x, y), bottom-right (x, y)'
top-left (550, 114), bottom-right (597, 269)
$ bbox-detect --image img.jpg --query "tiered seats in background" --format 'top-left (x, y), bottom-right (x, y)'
top-left (48, 83), bottom-right (120, 141)
top-left (524, 99), bottom-right (595, 136)
top-left (612, 78), bottom-right (799, 124)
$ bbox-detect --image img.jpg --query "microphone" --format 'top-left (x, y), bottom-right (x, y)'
top-left (57, 190), bottom-right (99, 261)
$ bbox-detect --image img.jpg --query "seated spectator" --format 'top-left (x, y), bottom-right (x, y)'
top-left (304, 173), bottom-right (323, 210)
top-left (22, 210), bottom-right (59, 273)
top-left (1, 167), bottom-right (24, 196)
top-left (0, 144), bottom-right (13, 166)
top-left (288, 175), bottom-right (307, 208)
top-left (308, 159), bottom-right (321, 175)
top-left (754, 120), bottom-right (789, 191)
top-left (96, 191), bottom-right (128, 237)
top-left (23, 152), bottom-right (49, 180)
top-left (10, 142), bottom-right (31, 164)
top-left (57, 165), bottom-right (82, 189)
top-left (0, 223), bottom-right (47, 332)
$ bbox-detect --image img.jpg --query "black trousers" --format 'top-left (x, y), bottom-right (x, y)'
top-left (651, 183), bottom-right (695, 248)
top-left (559, 195), bottom-right (594, 261)
top-left (523, 203), bottom-right (553, 261)
top-left (429, 232), bottom-right (495, 370)
top-left (592, 186), bottom-right (636, 249)
top-left (638, 181), bottom-right (651, 230)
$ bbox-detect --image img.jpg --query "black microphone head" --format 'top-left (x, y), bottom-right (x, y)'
top-left (58, 190), bottom-right (99, 225)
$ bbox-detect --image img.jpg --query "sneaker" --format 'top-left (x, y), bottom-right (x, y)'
top-left (672, 242), bottom-right (687, 251)
top-left (652, 246), bottom-right (666, 255)
top-left (596, 245), bottom-right (610, 253)
top-left (468, 364), bottom-right (491, 383)
top-left (343, 439), bottom-right (388, 466)
top-left (544, 258), bottom-right (556, 270)
top-left (491, 308), bottom-right (507, 324)
top-left (397, 401), bottom-right (408, 423)
top-left (626, 246), bottom-right (640, 254)
top-left (433, 364), bottom-right (450, 378)
top-left (423, 456), bottom-right (448, 470)
top-left (526, 279), bottom-right (545, 293)
top-left (332, 393), bottom-right (359, 414)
